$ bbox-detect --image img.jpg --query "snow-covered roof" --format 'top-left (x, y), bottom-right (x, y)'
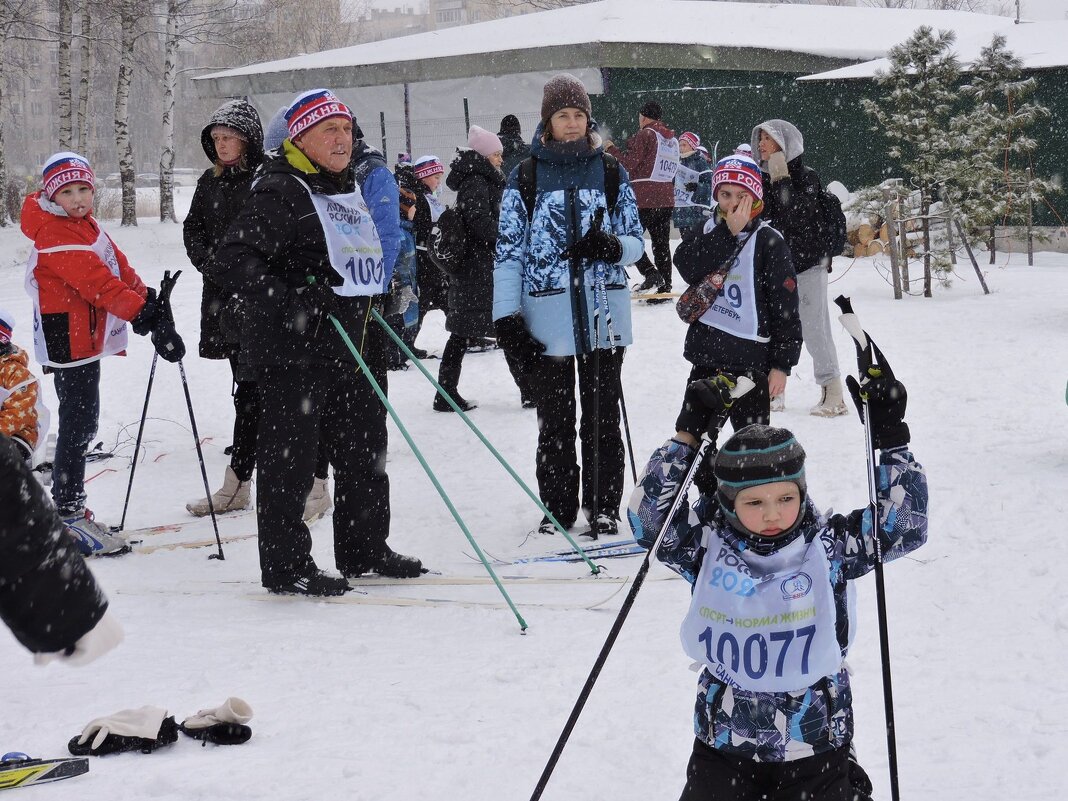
top-left (195, 0), bottom-right (1049, 97)
top-left (801, 15), bottom-right (1068, 81)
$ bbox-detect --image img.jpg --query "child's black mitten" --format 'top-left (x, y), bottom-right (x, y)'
top-left (674, 374), bottom-right (739, 440)
top-left (845, 372), bottom-right (910, 450)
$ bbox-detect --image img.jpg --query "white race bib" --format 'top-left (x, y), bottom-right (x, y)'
top-left (680, 529), bottom-right (845, 692)
top-left (25, 227), bottom-right (130, 367)
top-left (632, 130), bottom-right (680, 183)
top-left (295, 176), bottom-right (388, 296)
top-left (697, 223), bottom-right (770, 343)
top-left (425, 193), bottom-right (446, 223)
top-left (674, 163), bottom-right (712, 209)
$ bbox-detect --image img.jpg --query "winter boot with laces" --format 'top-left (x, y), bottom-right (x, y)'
top-left (264, 567), bottom-right (350, 596)
top-left (810, 378), bottom-right (848, 418)
top-left (186, 465), bottom-right (252, 517)
top-left (61, 508), bottom-right (130, 557)
top-left (303, 476), bottom-right (333, 523)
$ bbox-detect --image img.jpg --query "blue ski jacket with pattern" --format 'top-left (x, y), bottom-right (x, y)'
top-left (627, 438), bottom-right (928, 762)
top-left (493, 127), bottom-right (645, 356)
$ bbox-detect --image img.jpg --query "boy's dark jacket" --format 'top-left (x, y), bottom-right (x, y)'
top-left (673, 217), bottom-right (802, 375)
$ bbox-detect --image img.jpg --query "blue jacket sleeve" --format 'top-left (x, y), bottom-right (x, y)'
top-left (626, 438), bottom-right (706, 585)
top-left (609, 169), bottom-right (646, 266)
top-left (834, 447), bottom-right (928, 580)
top-left (363, 166), bottom-right (402, 276)
top-left (493, 180), bottom-right (528, 321)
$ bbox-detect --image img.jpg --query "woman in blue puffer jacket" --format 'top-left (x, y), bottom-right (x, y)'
top-left (493, 73), bottom-right (645, 539)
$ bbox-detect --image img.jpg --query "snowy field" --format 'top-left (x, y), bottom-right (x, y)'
top-left (1, 202), bottom-right (1066, 801)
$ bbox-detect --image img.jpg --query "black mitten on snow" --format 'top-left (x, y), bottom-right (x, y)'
top-left (845, 372), bottom-right (909, 450)
top-left (494, 313), bottom-right (546, 373)
top-left (179, 722), bottom-right (252, 746)
top-left (674, 374), bottom-right (740, 440)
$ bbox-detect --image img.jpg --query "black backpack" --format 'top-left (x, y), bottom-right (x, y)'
top-left (426, 206), bottom-right (467, 278)
top-left (517, 154), bottom-right (621, 222)
top-left (815, 186), bottom-right (847, 260)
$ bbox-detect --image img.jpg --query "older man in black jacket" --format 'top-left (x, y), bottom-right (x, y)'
top-left (208, 89), bottom-right (423, 596)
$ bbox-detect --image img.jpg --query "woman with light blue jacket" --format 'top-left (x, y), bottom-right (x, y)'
top-left (493, 73), bottom-right (644, 539)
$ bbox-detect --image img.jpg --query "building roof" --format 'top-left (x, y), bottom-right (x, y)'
top-left (801, 15), bottom-right (1068, 81)
top-left (195, 0), bottom-right (1047, 97)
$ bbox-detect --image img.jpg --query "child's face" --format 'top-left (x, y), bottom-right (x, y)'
top-left (420, 173), bottom-right (442, 192)
top-left (758, 129), bottom-right (782, 162)
top-left (53, 183), bottom-right (94, 218)
top-left (716, 184), bottom-right (748, 213)
top-left (734, 481), bottom-right (801, 538)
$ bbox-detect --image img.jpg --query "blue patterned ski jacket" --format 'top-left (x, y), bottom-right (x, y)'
top-left (627, 438), bottom-right (928, 762)
top-left (493, 129), bottom-right (645, 356)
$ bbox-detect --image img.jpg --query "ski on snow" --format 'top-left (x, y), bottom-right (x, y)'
top-left (0, 754), bottom-right (88, 790)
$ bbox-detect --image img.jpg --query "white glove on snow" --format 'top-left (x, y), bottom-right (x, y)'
top-left (767, 151), bottom-right (789, 183)
top-left (77, 705), bottom-right (169, 751)
top-left (181, 697), bottom-right (253, 730)
top-left (33, 610), bottom-right (124, 667)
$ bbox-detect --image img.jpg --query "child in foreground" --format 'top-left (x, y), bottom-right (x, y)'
top-left (628, 373), bottom-right (927, 800)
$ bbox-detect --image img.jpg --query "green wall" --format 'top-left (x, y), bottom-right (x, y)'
top-left (594, 66), bottom-right (1067, 225)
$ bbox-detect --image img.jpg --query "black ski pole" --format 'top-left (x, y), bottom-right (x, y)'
top-left (529, 375), bottom-right (754, 801)
top-left (834, 295), bottom-right (901, 801)
top-left (117, 350), bottom-right (158, 531)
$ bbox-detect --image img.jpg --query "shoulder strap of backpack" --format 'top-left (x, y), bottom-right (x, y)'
top-left (602, 153), bottom-right (620, 216)
top-left (518, 157), bottom-right (537, 224)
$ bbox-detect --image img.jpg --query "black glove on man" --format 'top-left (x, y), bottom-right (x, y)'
top-left (287, 279), bottom-right (338, 336)
top-left (674, 374), bottom-right (741, 440)
top-left (494, 313), bottom-right (546, 373)
top-left (845, 370), bottom-right (910, 450)
top-left (561, 209), bottom-right (623, 265)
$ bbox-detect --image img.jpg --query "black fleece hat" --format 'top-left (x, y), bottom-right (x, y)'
top-left (499, 114), bottom-right (521, 135)
top-left (639, 100), bottom-right (662, 121)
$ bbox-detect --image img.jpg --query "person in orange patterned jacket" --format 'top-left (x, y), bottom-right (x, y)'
top-left (0, 307), bottom-right (43, 462)
top-left (21, 151), bottom-right (185, 557)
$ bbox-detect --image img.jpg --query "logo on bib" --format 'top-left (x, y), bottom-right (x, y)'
top-left (780, 572), bottom-right (812, 601)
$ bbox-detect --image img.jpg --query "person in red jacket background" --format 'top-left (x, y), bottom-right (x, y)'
top-left (21, 151), bottom-right (184, 556)
top-left (606, 100), bottom-right (680, 296)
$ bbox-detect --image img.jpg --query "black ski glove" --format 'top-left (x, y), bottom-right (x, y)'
top-left (130, 288), bottom-right (159, 336)
top-left (151, 316), bottom-right (185, 363)
top-left (675, 374), bottom-right (741, 440)
top-left (494, 313), bottom-right (546, 372)
top-left (561, 209), bottom-right (623, 264)
top-left (286, 279), bottom-right (338, 337)
top-left (845, 371), bottom-right (910, 450)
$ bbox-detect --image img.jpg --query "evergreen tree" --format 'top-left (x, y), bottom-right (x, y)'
top-left (949, 34), bottom-right (1055, 246)
top-left (863, 26), bottom-right (960, 296)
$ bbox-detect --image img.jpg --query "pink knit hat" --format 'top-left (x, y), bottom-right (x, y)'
top-left (468, 125), bottom-right (503, 158)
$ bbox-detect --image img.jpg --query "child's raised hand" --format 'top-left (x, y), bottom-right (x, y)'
top-left (725, 193), bottom-right (753, 235)
top-left (675, 373), bottom-right (755, 441)
top-left (846, 370), bottom-right (910, 450)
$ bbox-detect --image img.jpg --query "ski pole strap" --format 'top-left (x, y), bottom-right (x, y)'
top-left (328, 313), bottom-right (529, 631)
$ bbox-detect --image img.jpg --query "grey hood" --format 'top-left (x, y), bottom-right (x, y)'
top-left (750, 119), bottom-right (804, 167)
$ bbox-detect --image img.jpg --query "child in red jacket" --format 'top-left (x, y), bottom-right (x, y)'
top-left (21, 152), bottom-right (184, 556)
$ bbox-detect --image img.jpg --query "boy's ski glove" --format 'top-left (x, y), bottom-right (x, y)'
top-left (560, 208), bottom-right (622, 264)
top-left (845, 370), bottom-right (910, 450)
top-left (180, 697), bottom-right (253, 746)
top-left (34, 609), bottom-right (124, 667)
top-left (69, 706), bottom-right (178, 756)
top-left (131, 288), bottom-right (159, 335)
top-left (675, 372), bottom-right (760, 439)
top-left (494, 313), bottom-right (545, 372)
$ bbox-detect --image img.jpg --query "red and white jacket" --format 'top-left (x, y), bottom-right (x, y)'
top-left (21, 192), bottom-right (147, 367)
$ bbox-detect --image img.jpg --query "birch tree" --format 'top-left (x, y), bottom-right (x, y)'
top-left (59, 0), bottom-right (75, 149)
top-left (114, 0), bottom-right (139, 226)
top-left (159, 0), bottom-right (179, 222)
top-left (77, 0), bottom-right (93, 151)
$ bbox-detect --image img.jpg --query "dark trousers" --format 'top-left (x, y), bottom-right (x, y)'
top-left (679, 739), bottom-right (853, 801)
top-left (255, 363), bottom-right (390, 583)
top-left (636, 206), bottom-right (674, 287)
top-left (533, 348), bottom-right (625, 526)
top-left (228, 357), bottom-right (259, 482)
top-left (436, 333), bottom-right (468, 394)
top-left (51, 360), bottom-right (100, 513)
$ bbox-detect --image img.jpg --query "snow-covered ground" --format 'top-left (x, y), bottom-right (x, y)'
top-left (0, 207), bottom-right (1065, 801)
